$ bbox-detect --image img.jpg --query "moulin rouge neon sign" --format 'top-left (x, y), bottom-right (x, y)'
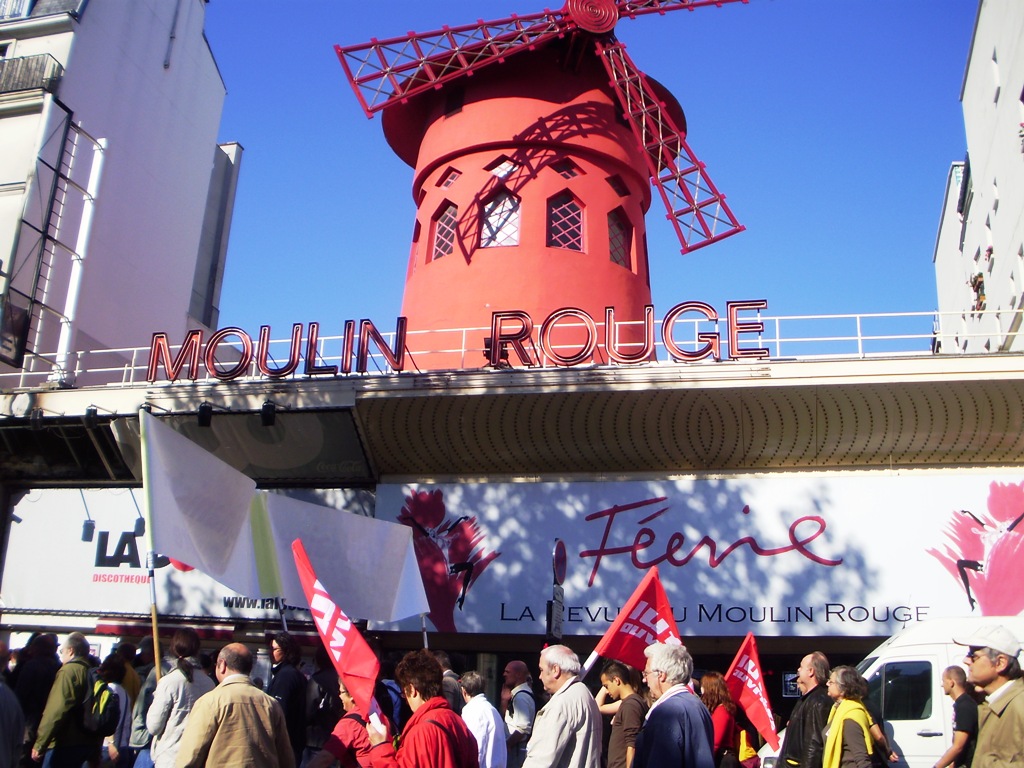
top-left (145, 299), bottom-right (770, 382)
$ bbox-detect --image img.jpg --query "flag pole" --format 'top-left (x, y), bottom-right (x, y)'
top-left (139, 410), bottom-right (162, 681)
top-left (581, 650), bottom-right (600, 677)
top-left (420, 614), bottom-right (429, 649)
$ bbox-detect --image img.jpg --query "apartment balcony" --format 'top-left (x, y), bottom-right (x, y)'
top-left (0, 53), bottom-right (63, 95)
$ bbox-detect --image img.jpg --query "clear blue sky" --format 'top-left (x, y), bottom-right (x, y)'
top-left (203, 0), bottom-right (978, 339)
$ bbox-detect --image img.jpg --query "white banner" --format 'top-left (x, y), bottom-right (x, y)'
top-left (1, 488), bottom-right (370, 623)
top-left (140, 410), bottom-right (428, 623)
top-left (7, 473), bottom-right (1021, 635)
top-left (374, 472), bottom-right (1024, 636)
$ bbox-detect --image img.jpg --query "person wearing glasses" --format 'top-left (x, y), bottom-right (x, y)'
top-left (954, 625), bottom-right (1023, 768)
top-left (633, 643), bottom-right (714, 768)
top-left (822, 666), bottom-right (873, 768)
top-left (522, 645), bottom-right (602, 768)
top-left (306, 675), bottom-right (390, 768)
top-left (365, 649), bottom-right (478, 768)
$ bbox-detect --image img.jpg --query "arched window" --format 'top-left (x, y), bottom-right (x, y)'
top-left (481, 191), bottom-right (520, 248)
top-left (608, 209), bottom-right (632, 268)
top-left (547, 192), bottom-right (583, 251)
top-left (432, 202), bottom-right (458, 261)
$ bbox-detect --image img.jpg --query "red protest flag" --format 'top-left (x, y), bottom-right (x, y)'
top-left (724, 632), bottom-right (780, 751)
top-left (292, 538), bottom-right (380, 716)
top-left (592, 567), bottom-right (681, 672)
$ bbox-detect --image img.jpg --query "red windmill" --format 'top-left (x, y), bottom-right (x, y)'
top-left (336, 0), bottom-right (747, 371)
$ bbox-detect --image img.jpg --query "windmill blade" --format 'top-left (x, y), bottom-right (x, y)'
top-left (615, 0), bottom-right (750, 22)
top-left (596, 39), bottom-right (743, 254)
top-left (336, 11), bottom-right (568, 117)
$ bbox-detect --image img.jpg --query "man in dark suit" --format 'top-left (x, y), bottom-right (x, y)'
top-left (633, 642), bottom-right (715, 768)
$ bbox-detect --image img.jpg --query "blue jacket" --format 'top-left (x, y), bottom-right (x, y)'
top-left (634, 688), bottom-right (715, 768)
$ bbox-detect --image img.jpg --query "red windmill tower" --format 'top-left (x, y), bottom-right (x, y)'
top-left (337, 0), bottom-right (747, 371)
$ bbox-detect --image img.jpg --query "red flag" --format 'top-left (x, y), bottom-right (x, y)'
top-left (592, 567), bottom-right (681, 671)
top-left (724, 632), bottom-right (780, 751)
top-left (292, 538), bottom-right (380, 716)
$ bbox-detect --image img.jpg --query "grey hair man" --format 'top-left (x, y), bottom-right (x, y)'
top-left (633, 643), bottom-right (714, 768)
top-left (32, 632), bottom-right (101, 767)
top-left (523, 645), bottom-right (602, 768)
top-left (778, 651), bottom-right (832, 768)
top-left (954, 624), bottom-right (1023, 768)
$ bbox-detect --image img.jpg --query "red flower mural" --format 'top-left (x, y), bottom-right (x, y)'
top-left (927, 481), bottom-right (1024, 615)
top-left (398, 489), bottom-right (500, 632)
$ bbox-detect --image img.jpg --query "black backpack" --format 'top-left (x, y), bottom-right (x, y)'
top-left (508, 688), bottom-right (537, 719)
top-left (311, 677), bottom-right (343, 734)
top-left (82, 668), bottom-right (121, 737)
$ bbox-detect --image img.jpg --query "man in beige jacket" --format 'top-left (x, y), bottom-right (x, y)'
top-left (175, 643), bottom-right (294, 768)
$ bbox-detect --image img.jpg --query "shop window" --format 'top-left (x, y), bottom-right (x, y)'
top-left (547, 192), bottom-right (583, 251)
top-left (608, 209), bottom-right (631, 268)
top-left (432, 202), bottom-right (458, 261)
top-left (481, 190), bottom-right (520, 248)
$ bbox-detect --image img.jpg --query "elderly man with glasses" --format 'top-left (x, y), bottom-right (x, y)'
top-left (954, 625), bottom-right (1024, 768)
top-left (633, 642), bottom-right (714, 768)
top-left (522, 645), bottom-right (602, 768)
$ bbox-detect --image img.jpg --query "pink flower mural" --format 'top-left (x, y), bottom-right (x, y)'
top-left (397, 489), bottom-right (500, 632)
top-left (927, 481), bottom-right (1024, 615)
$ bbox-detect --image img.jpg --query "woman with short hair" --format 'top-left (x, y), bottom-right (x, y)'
top-left (823, 665), bottom-right (873, 768)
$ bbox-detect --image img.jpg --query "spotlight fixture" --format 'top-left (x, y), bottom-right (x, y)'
top-left (260, 400), bottom-right (276, 427)
top-left (197, 402), bottom-right (213, 427)
top-left (80, 489), bottom-right (95, 542)
top-left (30, 407), bottom-right (43, 431)
top-left (129, 489), bottom-right (146, 536)
top-left (84, 406), bottom-right (98, 430)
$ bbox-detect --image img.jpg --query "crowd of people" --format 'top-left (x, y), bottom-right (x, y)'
top-left (0, 622), bottom-right (1020, 768)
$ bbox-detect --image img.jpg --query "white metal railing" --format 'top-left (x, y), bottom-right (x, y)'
top-left (1, 308), bottom-right (1020, 390)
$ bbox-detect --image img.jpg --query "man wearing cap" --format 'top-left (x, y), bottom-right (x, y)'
top-left (955, 624), bottom-right (1024, 768)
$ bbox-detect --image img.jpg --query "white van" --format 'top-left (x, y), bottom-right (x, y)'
top-left (760, 617), bottom-right (1024, 768)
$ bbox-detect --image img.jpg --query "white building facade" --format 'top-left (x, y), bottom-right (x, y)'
top-left (0, 0), bottom-right (240, 384)
top-left (934, 0), bottom-right (1024, 353)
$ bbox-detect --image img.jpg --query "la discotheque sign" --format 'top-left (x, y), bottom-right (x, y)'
top-left (145, 300), bottom-right (770, 382)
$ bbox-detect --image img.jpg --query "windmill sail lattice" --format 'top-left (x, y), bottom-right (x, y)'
top-left (336, 0), bottom-right (747, 254)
